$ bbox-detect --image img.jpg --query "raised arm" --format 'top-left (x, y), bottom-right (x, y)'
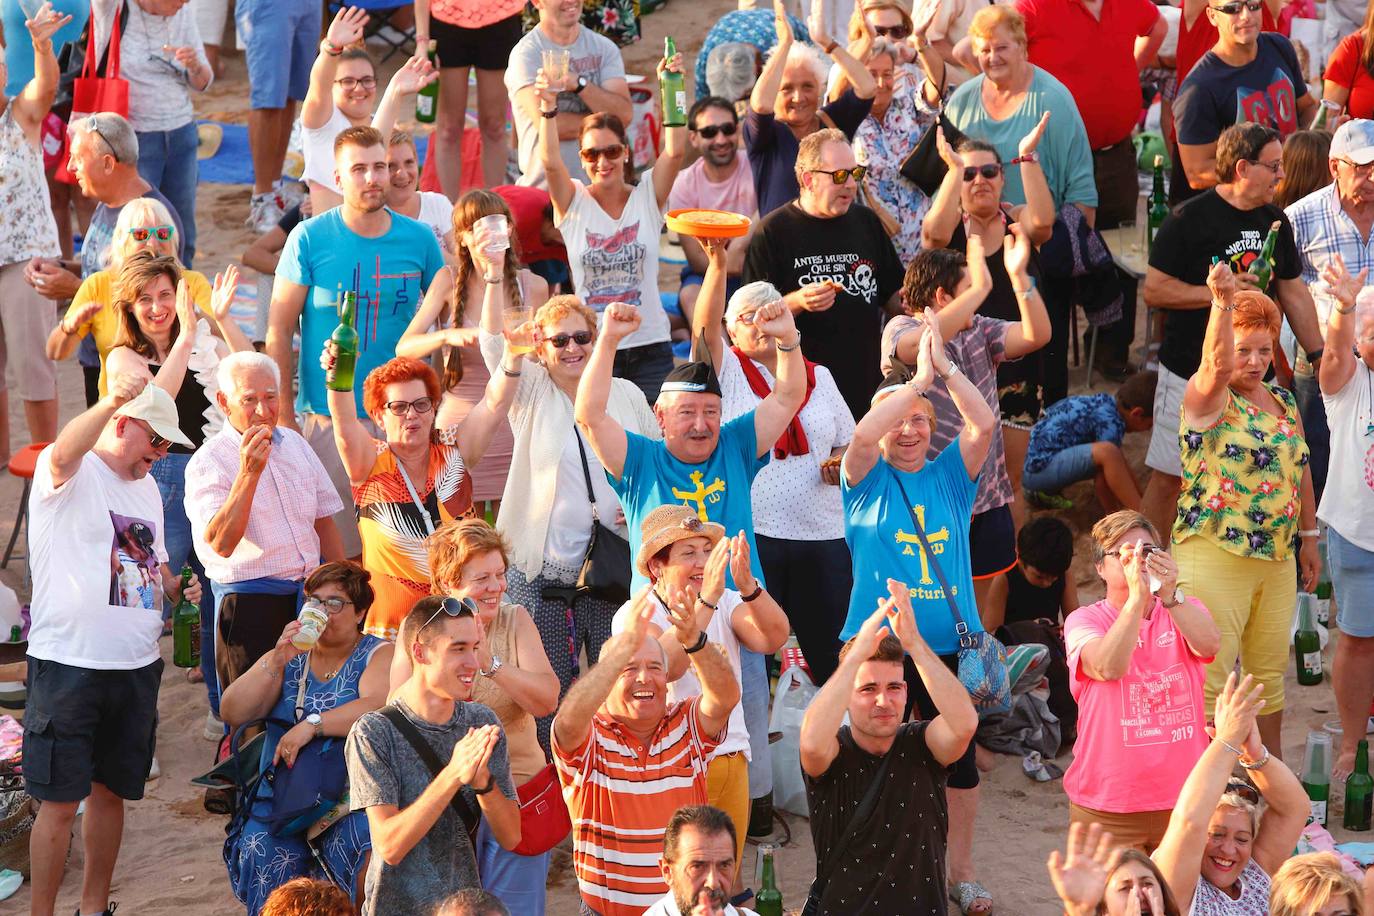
top-left (1318, 255), bottom-right (1366, 396)
top-left (691, 237), bottom-right (731, 370)
top-left (919, 128), bottom-right (965, 251)
top-left (265, 278), bottom-right (307, 431)
top-left (50, 373), bottom-right (148, 488)
top-left (207, 265), bottom-right (253, 354)
top-left (652, 53), bottom-right (688, 210)
top-left (1001, 225), bottom-right (1052, 358)
top-left (322, 346), bottom-right (381, 486)
top-left (143, 279), bottom-right (201, 398)
top-left (810, 0), bottom-right (876, 100)
top-left (844, 327), bottom-right (938, 485)
top-left (1275, 274), bottom-right (1325, 358)
top-left (885, 578), bottom-right (976, 763)
top-left (535, 69), bottom-right (576, 217)
top-left (1182, 259), bottom-right (1239, 429)
top-left (552, 589), bottom-right (655, 751)
top-left (13, 3), bottom-right (71, 134)
top-left (800, 603), bottom-right (891, 776)
top-left (749, 299), bottom-right (805, 457)
top-left (750, 0), bottom-right (795, 116)
top-left (919, 311), bottom-right (995, 478)
top-left (302, 6), bottom-right (367, 130)
top-left (573, 302), bottom-right (639, 480)
top-left (448, 334), bottom-right (521, 469)
top-left (1015, 113), bottom-right (1056, 245)
top-left (372, 54), bottom-right (438, 141)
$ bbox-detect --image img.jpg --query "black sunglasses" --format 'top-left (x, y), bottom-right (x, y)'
top-left (1211, 0), bottom-right (1261, 13)
top-left (548, 330), bottom-right (593, 348)
top-left (133, 419), bottom-right (171, 450)
top-left (693, 122), bottom-right (738, 140)
top-left (873, 24), bottom-right (911, 38)
top-left (416, 596), bottom-right (479, 639)
top-left (810, 166), bottom-right (868, 184)
top-left (962, 164), bottom-right (1004, 181)
top-left (1225, 777), bottom-right (1261, 805)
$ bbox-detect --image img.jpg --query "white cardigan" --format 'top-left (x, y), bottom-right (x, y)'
top-left (480, 331), bottom-right (660, 579)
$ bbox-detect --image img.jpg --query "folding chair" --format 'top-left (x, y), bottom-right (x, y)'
top-left (328, 0), bottom-right (415, 63)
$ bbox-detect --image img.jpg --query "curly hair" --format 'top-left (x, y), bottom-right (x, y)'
top-left (901, 248), bottom-right (967, 314)
top-left (1232, 289), bottom-right (1282, 344)
top-left (441, 190), bottom-right (527, 390)
top-left (260, 877), bottom-right (353, 916)
top-left (426, 518), bottom-right (509, 594)
top-left (361, 356), bottom-right (442, 428)
top-left (112, 250), bottom-right (184, 360)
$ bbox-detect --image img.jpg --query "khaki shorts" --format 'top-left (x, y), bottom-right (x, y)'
top-left (0, 261), bottom-right (58, 401)
top-left (299, 411), bottom-right (377, 559)
top-left (1145, 364), bottom-right (1188, 477)
top-left (1069, 803), bottom-right (1172, 854)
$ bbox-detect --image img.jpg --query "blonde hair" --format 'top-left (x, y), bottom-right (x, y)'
top-left (968, 5), bottom-right (1028, 48)
top-left (1090, 510), bottom-right (1161, 564)
top-left (1214, 792), bottom-right (1261, 836)
top-left (426, 518), bottom-right (509, 593)
top-left (535, 294), bottom-right (598, 336)
top-left (846, 0), bottom-right (914, 42)
top-left (104, 198), bottom-right (179, 270)
top-left (1269, 853), bottom-right (1363, 916)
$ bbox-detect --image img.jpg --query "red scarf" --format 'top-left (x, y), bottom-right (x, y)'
top-left (731, 347), bottom-right (816, 459)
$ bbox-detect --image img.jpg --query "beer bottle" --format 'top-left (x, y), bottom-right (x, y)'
top-left (1147, 154), bottom-right (1168, 254)
top-left (415, 41), bottom-right (439, 125)
top-left (1295, 592), bottom-right (1323, 686)
top-left (1315, 537), bottom-right (1333, 626)
top-left (755, 844), bottom-right (783, 916)
top-left (1248, 220), bottom-right (1281, 293)
top-left (1302, 730), bottom-right (1332, 827)
top-left (1344, 739), bottom-right (1373, 831)
top-left (327, 291), bottom-right (359, 393)
top-left (660, 37), bottom-right (686, 128)
top-left (172, 565), bottom-right (200, 669)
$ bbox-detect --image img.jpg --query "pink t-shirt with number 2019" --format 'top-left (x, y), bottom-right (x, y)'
top-left (1063, 597), bottom-right (1214, 814)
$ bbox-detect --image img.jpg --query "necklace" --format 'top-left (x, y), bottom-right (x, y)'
top-left (312, 633), bottom-right (362, 681)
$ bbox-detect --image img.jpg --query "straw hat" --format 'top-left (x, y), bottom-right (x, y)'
top-left (636, 504), bottom-right (725, 578)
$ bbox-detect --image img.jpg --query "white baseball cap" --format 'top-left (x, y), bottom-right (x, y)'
top-left (114, 385), bottom-right (193, 448)
top-left (1331, 119), bottom-right (1374, 166)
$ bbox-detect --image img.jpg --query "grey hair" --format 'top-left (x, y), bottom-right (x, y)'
top-left (764, 41), bottom-right (830, 92)
top-left (433, 888), bottom-right (511, 916)
top-left (866, 37), bottom-right (902, 64)
top-left (726, 281), bottom-right (783, 322)
top-left (1216, 792), bottom-right (1262, 836)
top-left (79, 112), bottom-right (139, 165)
top-left (216, 351), bottom-right (281, 401)
top-left (706, 42), bottom-right (757, 103)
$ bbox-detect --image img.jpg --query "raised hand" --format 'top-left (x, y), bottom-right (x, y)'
top-left (936, 126), bottom-right (962, 172)
top-left (273, 619), bottom-right (307, 665)
top-left (447, 724), bottom-right (501, 788)
top-left (912, 322), bottom-right (937, 391)
top-left (920, 306), bottom-right (952, 375)
top-left (1018, 111), bottom-right (1051, 159)
top-left (1213, 671), bottom-right (1265, 750)
top-left (774, 0), bottom-right (795, 46)
top-left (174, 278), bottom-right (198, 341)
top-left (325, 5), bottom-right (369, 49)
top-left (849, 601), bottom-right (893, 662)
top-left (883, 578), bottom-right (924, 651)
top-left (1206, 257), bottom-right (1237, 308)
top-left (808, 0), bottom-right (832, 50)
top-left (965, 232), bottom-right (992, 291)
top-left (1047, 821), bottom-right (1122, 916)
top-left (1321, 253), bottom-right (1366, 311)
top-left (1002, 223), bottom-right (1033, 283)
top-left (700, 537), bottom-right (731, 608)
top-left (601, 302), bottom-right (642, 342)
top-left (702, 235), bottom-right (729, 269)
top-left (210, 265), bottom-right (239, 324)
top-left (727, 532), bottom-right (755, 594)
top-left (1118, 540), bottom-right (1151, 603)
top-left (24, 2), bottom-right (72, 47)
top-left (239, 423), bottom-right (274, 476)
top-left (390, 52), bottom-right (438, 95)
top-left (911, 0), bottom-right (942, 41)
top-left (752, 296), bottom-right (799, 342)
top-left (107, 371), bottom-right (149, 409)
top-left (66, 298), bottom-right (105, 333)
top-left (662, 584), bottom-right (704, 647)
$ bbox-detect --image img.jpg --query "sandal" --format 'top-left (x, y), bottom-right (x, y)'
top-left (950, 880), bottom-right (993, 915)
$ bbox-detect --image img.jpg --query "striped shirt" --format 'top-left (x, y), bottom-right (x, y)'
top-left (1285, 182), bottom-right (1374, 366)
top-left (553, 698), bottom-right (723, 916)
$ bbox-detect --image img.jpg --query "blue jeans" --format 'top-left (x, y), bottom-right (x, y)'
top-left (612, 341), bottom-right (674, 405)
top-left (151, 452), bottom-right (217, 703)
top-left (136, 122), bottom-right (199, 265)
top-left (1293, 371), bottom-right (1330, 503)
top-left (741, 647), bottom-right (771, 798)
top-left (477, 819), bottom-right (550, 916)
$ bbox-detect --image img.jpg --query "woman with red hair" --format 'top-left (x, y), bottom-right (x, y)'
top-left (1174, 260), bottom-right (1320, 759)
top-left (322, 345), bottom-right (521, 639)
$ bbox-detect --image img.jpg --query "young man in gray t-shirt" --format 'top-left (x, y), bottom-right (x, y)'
top-left (345, 597), bottom-right (519, 915)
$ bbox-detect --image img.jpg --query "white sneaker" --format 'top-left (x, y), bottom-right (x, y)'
top-left (146, 756), bottom-right (160, 781)
top-left (247, 190), bottom-right (285, 233)
top-left (275, 178), bottom-right (306, 209)
top-left (204, 710), bottom-right (224, 741)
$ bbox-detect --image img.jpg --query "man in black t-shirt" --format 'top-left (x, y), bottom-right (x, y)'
top-left (799, 581), bottom-right (978, 915)
top-left (743, 129), bottom-right (903, 420)
top-left (1141, 123), bottom-right (1323, 537)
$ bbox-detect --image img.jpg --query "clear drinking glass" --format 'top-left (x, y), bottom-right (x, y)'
top-left (541, 48), bottom-right (572, 90)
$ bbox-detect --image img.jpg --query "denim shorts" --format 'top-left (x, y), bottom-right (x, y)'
top-left (235, 0), bottom-right (320, 108)
top-left (1022, 442), bottom-right (1098, 494)
top-left (1328, 526), bottom-right (1374, 638)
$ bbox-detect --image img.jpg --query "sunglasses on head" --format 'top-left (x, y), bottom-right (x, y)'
top-left (693, 122), bottom-right (738, 140)
top-left (416, 595), bottom-right (479, 639)
top-left (1225, 777), bottom-right (1261, 804)
top-left (810, 165), bottom-right (868, 184)
top-left (382, 397), bottom-right (434, 417)
top-left (1211, 0), bottom-right (1262, 13)
top-left (962, 164), bottom-right (1004, 182)
top-left (548, 330), bottom-right (593, 348)
top-left (580, 143), bottom-right (625, 162)
top-left (129, 225), bottom-right (175, 242)
top-left (873, 24), bottom-right (911, 38)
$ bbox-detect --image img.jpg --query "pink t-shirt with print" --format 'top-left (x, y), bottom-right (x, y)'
top-left (1064, 597), bottom-right (1214, 813)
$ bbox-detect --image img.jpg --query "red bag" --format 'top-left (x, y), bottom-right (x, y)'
top-left (511, 763), bottom-right (571, 856)
top-left (55, 8), bottom-right (128, 185)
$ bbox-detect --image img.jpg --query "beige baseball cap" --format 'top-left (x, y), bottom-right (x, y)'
top-left (114, 385), bottom-right (193, 448)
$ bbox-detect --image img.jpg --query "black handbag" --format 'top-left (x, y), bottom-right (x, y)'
top-left (574, 429), bottom-right (632, 602)
top-left (900, 110), bottom-right (969, 198)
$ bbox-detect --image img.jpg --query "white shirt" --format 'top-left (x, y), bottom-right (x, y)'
top-left (302, 108), bottom-right (352, 191)
top-left (416, 191), bottom-right (455, 254)
top-left (122, 1), bottom-right (210, 132)
top-left (1319, 358), bottom-right (1374, 551)
top-left (719, 354), bottom-right (854, 540)
top-left (642, 895), bottom-right (757, 916)
top-left (612, 589), bottom-right (751, 759)
top-left (545, 429), bottom-right (625, 571)
top-left (28, 449), bottom-right (168, 669)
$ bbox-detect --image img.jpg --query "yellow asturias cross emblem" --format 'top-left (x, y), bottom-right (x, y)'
top-left (894, 504), bottom-right (949, 584)
top-left (671, 470), bottom-right (726, 521)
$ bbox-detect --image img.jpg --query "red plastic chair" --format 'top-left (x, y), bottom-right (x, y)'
top-left (3, 442), bottom-right (52, 570)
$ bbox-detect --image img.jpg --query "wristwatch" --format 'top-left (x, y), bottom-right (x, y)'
top-left (571, 75), bottom-right (589, 95)
top-left (306, 713), bottom-right (323, 739)
top-left (1162, 587), bottom-right (1185, 609)
top-left (480, 655), bottom-right (504, 678)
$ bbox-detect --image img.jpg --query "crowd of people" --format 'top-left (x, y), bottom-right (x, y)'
top-left (9, 0), bottom-right (1374, 912)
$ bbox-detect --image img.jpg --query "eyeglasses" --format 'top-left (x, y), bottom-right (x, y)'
top-left (383, 397), bottom-right (434, 416)
top-left (1247, 158), bottom-right (1283, 173)
top-left (1210, 0), bottom-right (1262, 13)
top-left (129, 225), bottom-right (175, 242)
top-left (1339, 158), bottom-right (1374, 176)
top-left (304, 595), bottom-right (354, 615)
top-left (548, 330), bottom-right (593, 348)
top-left (693, 122), bottom-right (738, 140)
top-left (416, 595), bottom-right (479, 639)
top-left (1108, 542), bottom-right (1160, 559)
top-left (132, 419), bottom-right (172, 450)
top-left (809, 165), bottom-right (868, 184)
top-left (962, 164), bottom-right (1004, 182)
top-left (334, 76), bottom-right (377, 91)
top-left (580, 143), bottom-right (625, 162)
top-left (873, 24), bottom-right (911, 38)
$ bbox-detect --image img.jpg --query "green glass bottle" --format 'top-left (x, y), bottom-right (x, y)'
top-left (1303, 730), bottom-right (1332, 827)
top-left (1147, 154), bottom-right (1168, 254)
top-left (755, 844), bottom-right (783, 916)
top-left (1295, 592), bottom-right (1323, 686)
top-left (660, 36), bottom-right (686, 128)
top-left (327, 290), bottom-right (359, 393)
top-left (172, 565), bottom-right (200, 669)
top-left (1311, 99), bottom-right (1340, 131)
top-left (1345, 739), bottom-right (1373, 831)
top-left (1249, 220), bottom-right (1281, 293)
top-left (415, 40), bottom-right (439, 125)
top-left (1315, 537), bottom-right (1333, 626)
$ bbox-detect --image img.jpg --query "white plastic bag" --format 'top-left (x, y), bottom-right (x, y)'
top-left (769, 664), bottom-right (818, 818)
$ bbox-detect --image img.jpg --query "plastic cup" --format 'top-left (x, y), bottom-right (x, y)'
top-left (475, 214), bottom-right (510, 259)
top-left (291, 606), bottom-right (329, 651)
top-left (505, 302), bottom-right (534, 355)
top-left (541, 48), bottom-right (571, 89)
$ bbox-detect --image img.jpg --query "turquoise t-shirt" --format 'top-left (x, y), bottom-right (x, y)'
top-left (944, 66), bottom-right (1099, 211)
top-left (610, 412), bottom-right (769, 591)
top-left (841, 442), bottom-right (981, 656)
top-left (278, 208), bottom-right (444, 418)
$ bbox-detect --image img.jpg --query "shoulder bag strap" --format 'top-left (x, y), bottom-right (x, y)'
top-left (806, 744), bottom-right (897, 905)
top-left (293, 655), bottom-right (309, 721)
top-left (888, 466), bottom-right (976, 648)
top-left (379, 705), bottom-right (480, 831)
top-left (394, 453), bottom-right (437, 537)
top-left (573, 427), bottom-right (601, 523)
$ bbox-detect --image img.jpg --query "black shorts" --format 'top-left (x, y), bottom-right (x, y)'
top-left (431, 13), bottom-right (522, 71)
top-left (997, 379), bottom-right (1043, 430)
top-left (902, 652), bottom-right (979, 789)
top-left (970, 504), bottom-right (1016, 579)
top-left (22, 656), bottom-right (163, 802)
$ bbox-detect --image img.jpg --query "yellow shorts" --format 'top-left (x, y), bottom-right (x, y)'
top-left (706, 751), bottom-right (750, 872)
top-left (1174, 535), bottom-right (1295, 713)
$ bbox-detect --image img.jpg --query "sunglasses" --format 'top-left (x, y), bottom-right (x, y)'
top-left (132, 419), bottom-right (172, 450)
top-left (810, 165), bottom-right (868, 184)
top-left (693, 122), bottom-right (738, 140)
top-left (382, 397), bottom-right (434, 417)
top-left (1210, 0), bottom-right (1262, 12)
top-left (548, 330), bottom-right (593, 348)
top-left (304, 595), bottom-right (354, 614)
top-left (129, 225), bottom-right (175, 242)
top-left (334, 76), bottom-right (378, 91)
top-left (962, 164), bottom-right (1004, 182)
top-left (417, 595), bottom-right (479, 639)
top-left (1225, 777), bottom-right (1261, 805)
top-left (580, 143), bottom-right (625, 162)
top-left (873, 24), bottom-right (911, 38)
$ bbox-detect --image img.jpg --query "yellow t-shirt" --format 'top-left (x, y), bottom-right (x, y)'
top-left (65, 269), bottom-right (213, 397)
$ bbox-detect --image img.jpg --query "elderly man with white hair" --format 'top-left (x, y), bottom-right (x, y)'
top-left (184, 350), bottom-right (344, 707)
top-left (745, 0), bottom-right (876, 217)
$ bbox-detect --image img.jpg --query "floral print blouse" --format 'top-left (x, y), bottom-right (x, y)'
top-left (1174, 383), bottom-right (1309, 561)
top-left (852, 64), bottom-right (938, 265)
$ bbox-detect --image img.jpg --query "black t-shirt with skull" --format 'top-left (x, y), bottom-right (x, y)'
top-left (744, 200), bottom-right (904, 420)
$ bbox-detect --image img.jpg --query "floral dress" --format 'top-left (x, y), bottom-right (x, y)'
top-left (852, 64), bottom-right (938, 265)
top-left (1174, 384), bottom-right (1309, 560)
